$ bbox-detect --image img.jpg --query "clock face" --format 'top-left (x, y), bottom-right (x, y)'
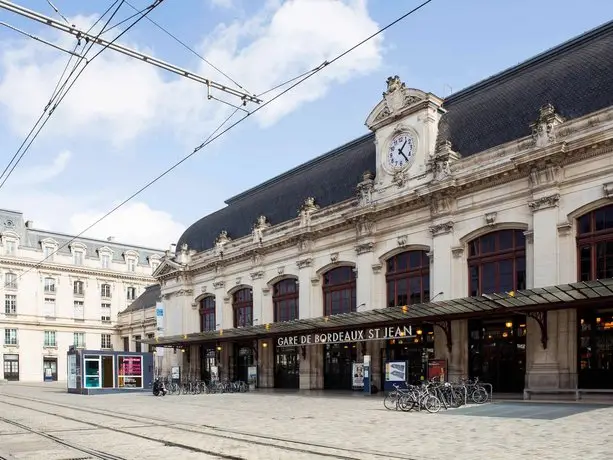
top-left (387, 133), bottom-right (414, 169)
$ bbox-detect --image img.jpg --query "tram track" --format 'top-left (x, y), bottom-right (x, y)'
top-left (0, 414), bottom-right (128, 460)
top-left (0, 393), bottom-right (412, 460)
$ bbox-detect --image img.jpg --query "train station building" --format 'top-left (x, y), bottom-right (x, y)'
top-left (144, 20), bottom-right (613, 397)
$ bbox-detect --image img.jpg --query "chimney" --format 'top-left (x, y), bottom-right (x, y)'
top-left (107, 236), bottom-right (115, 242)
top-left (25, 220), bottom-right (34, 228)
top-left (170, 243), bottom-right (177, 252)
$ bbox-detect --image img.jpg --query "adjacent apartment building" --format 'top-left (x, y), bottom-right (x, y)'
top-left (0, 208), bottom-right (164, 382)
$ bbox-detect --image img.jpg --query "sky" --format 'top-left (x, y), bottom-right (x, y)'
top-left (0, 0), bottom-right (612, 250)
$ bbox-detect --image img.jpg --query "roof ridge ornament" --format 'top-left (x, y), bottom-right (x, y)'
top-left (299, 197), bottom-right (319, 228)
top-left (365, 76), bottom-right (427, 130)
top-left (530, 103), bottom-right (565, 148)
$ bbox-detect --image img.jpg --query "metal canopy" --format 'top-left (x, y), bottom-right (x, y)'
top-left (142, 278), bottom-right (613, 347)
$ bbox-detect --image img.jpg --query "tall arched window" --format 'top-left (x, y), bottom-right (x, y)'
top-left (200, 296), bottom-right (216, 332)
top-left (273, 279), bottom-right (299, 322)
top-left (386, 250), bottom-right (430, 307)
top-left (323, 266), bottom-right (356, 316)
top-left (468, 229), bottom-right (526, 296)
top-left (233, 288), bottom-right (253, 328)
top-left (577, 204), bottom-right (613, 280)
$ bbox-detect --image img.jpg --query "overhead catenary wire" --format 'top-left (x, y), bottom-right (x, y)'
top-left (0, 0), bottom-right (125, 187)
top-left (0, 21), bottom-right (85, 58)
top-left (123, 0), bottom-right (248, 94)
top-left (0, 0), bottom-right (434, 291)
top-left (0, 0), bottom-right (166, 190)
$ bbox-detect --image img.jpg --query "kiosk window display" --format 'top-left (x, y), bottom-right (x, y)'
top-left (67, 347), bottom-right (152, 395)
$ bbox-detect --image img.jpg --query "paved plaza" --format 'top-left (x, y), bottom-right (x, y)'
top-left (0, 383), bottom-right (611, 460)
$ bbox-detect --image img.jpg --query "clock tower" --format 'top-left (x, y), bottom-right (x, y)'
top-left (365, 76), bottom-right (446, 196)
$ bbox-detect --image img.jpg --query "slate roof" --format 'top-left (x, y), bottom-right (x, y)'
top-left (121, 284), bottom-right (161, 314)
top-left (177, 19), bottom-right (613, 254)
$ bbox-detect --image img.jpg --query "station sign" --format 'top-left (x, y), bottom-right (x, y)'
top-left (276, 325), bottom-right (414, 348)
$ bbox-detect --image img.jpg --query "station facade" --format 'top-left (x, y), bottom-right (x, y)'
top-left (146, 21), bottom-right (613, 396)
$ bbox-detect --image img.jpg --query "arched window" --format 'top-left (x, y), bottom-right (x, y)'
top-left (233, 288), bottom-right (253, 328)
top-left (468, 229), bottom-right (526, 296)
top-left (386, 251), bottom-right (430, 307)
top-left (273, 279), bottom-right (299, 322)
top-left (323, 266), bottom-right (356, 316)
top-left (577, 204), bottom-right (613, 280)
top-left (200, 296), bottom-right (216, 332)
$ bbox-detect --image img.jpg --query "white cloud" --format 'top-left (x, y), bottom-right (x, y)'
top-left (209, 0), bottom-right (234, 8)
top-left (0, 0), bottom-right (383, 146)
top-left (10, 150), bottom-right (71, 186)
top-left (69, 202), bottom-right (184, 249)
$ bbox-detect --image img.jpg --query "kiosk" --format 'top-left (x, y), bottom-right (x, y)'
top-left (67, 347), bottom-right (153, 395)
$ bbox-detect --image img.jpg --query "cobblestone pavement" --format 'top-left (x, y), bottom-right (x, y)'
top-left (0, 383), bottom-right (612, 460)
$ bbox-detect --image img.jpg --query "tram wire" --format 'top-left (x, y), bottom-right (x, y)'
top-left (0, 392), bottom-right (413, 460)
top-left (0, 0), bottom-right (435, 294)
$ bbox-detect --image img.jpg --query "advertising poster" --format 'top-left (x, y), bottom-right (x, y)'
top-left (210, 366), bottom-right (219, 382)
top-left (171, 366), bottom-right (181, 381)
top-left (384, 361), bottom-right (408, 391)
top-left (428, 359), bottom-right (448, 382)
top-left (118, 356), bottom-right (143, 388)
top-left (67, 354), bottom-right (77, 389)
top-left (352, 362), bottom-right (364, 388)
top-left (155, 302), bottom-right (165, 337)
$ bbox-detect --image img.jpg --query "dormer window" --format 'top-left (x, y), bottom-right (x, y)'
top-left (4, 239), bottom-right (16, 256)
top-left (101, 254), bottom-right (110, 268)
top-left (73, 250), bottom-right (83, 265)
top-left (41, 238), bottom-right (59, 262)
top-left (43, 246), bottom-right (54, 260)
top-left (124, 250), bottom-right (139, 273)
top-left (98, 246), bottom-right (113, 269)
top-left (127, 259), bottom-right (136, 272)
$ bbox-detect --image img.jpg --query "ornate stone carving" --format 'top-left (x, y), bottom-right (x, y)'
top-left (215, 230), bottom-right (231, 247)
top-left (277, 266), bottom-right (285, 275)
top-left (485, 212), bottom-right (497, 227)
top-left (530, 103), bottom-right (565, 147)
top-left (392, 169), bottom-right (409, 188)
top-left (381, 76), bottom-right (423, 116)
top-left (371, 263), bottom-right (382, 274)
top-left (557, 221), bottom-right (572, 236)
top-left (250, 251), bottom-right (264, 267)
top-left (296, 237), bottom-right (314, 253)
top-left (212, 280), bottom-right (225, 290)
top-left (427, 191), bottom-right (455, 217)
top-left (235, 277), bottom-right (242, 285)
top-left (262, 287), bottom-right (271, 296)
top-left (528, 163), bottom-right (562, 188)
top-left (200, 285), bottom-right (207, 293)
top-left (523, 230), bottom-right (534, 244)
top-left (603, 181), bottom-right (613, 198)
top-left (355, 216), bottom-right (375, 238)
top-left (451, 246), bottom-right (464, 258)
top-left (430, 141), bottom-right (460, 181)
top-left (528, 194), bottom-right (560, 212)
top-left (429, 221), bottom-right (454, 237)
top-left (252, 215), bottom-right (270, 243)
top-left (397, 235), bottom-right (408, 247)
top-left (330, 252), bottom-right (339, 263)
top-left (296, 258), bottom-right (312, 269)
top-left (250, 271), bottom-right (264, 281)
top-left (299, 197), bottom-right (319, 227)
top-left (174, 289), bottom-right (194, 297)
top-left (356, 171), bottom-right (375, 206)
top-left (355, 242), bottom-right (375, 255)
top-left (310, 276), bottom-right (320, 286)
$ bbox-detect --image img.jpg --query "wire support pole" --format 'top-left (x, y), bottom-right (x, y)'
top-left (0, 0), bottom-right (263, 105)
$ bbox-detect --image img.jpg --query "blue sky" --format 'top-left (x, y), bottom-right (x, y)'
top-left (0, 0), bottom-right (611, 249)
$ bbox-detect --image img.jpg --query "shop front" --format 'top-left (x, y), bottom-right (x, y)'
top-left (67, 347), bottom-right (153, 395)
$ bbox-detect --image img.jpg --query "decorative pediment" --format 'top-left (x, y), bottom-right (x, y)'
top-left (365, 76), bottom-right (429, 130)
top-left (123, 249), bottom-right (139, 260)
top-left (40, 237), bottom-right (59, 247)
top-left (69, 242), bottom-right (87, 253)
top-left (152, 258), bottom-right (183, 278)
top-left (1, 230), bottom-right (20, 240)
top-left (97, 245), bottom-right (114, 255)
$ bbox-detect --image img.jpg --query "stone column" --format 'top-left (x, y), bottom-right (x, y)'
top-left (429, 221), bottom-right (463, 377)
top-left (212, 280), bottom-right (229, 330)
top-left (258, 339), bottom-right (274, 388)
top-left (526, 194), bottom-right (562, 389)
top-left (297, 257), bottom-right (313, 319)
top-left (355, 242), bottom-right (375, 310)
top-left (250, 270), bottom-right (265, 325)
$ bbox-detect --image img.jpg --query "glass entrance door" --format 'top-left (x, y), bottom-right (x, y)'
top-left (43, 358), bottom-right (58, 381)
top-left (324, 344), bottom-right (356, 390)
top-left (3, 354), bottom-right (19, 381)
top-left (274, 346), bottom-right (300, 389)
top-left (469, 316), bottom-right (527, 393)
top-left (84, 358), bottom-right (101, 388)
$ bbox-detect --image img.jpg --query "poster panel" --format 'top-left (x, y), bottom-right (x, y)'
top-left (352, 362), bottom-right (364, 388)
top-left (427, 359), bottom-right (448, 382)
top-left (118, 356), bottom-right (143, 388)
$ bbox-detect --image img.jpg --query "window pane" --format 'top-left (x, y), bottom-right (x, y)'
top-left (480, 234), bottom-right (496, 254)
top-left (498, 230), bottom-right (513, 251)
top-left (469, 266), bottom-right (479, 296)
top-left (481, 262), bottom-right (496, 294)
top-left (515, 257), bottom-right (526, 290)
top-left (580, 246), bottom-right (592, 281)
top-left (498, 260), bottom-right (514, 292)
top-left (578, 214), bottom-right (591, 234)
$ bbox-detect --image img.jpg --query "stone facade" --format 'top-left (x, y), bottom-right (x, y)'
top-left (0, 209), bottom-right (163, 382)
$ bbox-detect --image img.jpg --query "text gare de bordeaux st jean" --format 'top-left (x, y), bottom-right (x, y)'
top-left (276, 326), bottom-right (414, 347)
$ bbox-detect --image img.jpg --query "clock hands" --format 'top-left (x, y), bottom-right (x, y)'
top-left (397, 140), bottom-right (409, 162)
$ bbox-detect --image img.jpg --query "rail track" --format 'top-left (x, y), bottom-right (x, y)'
top-left (0, 392), bottom-right (411, 460)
